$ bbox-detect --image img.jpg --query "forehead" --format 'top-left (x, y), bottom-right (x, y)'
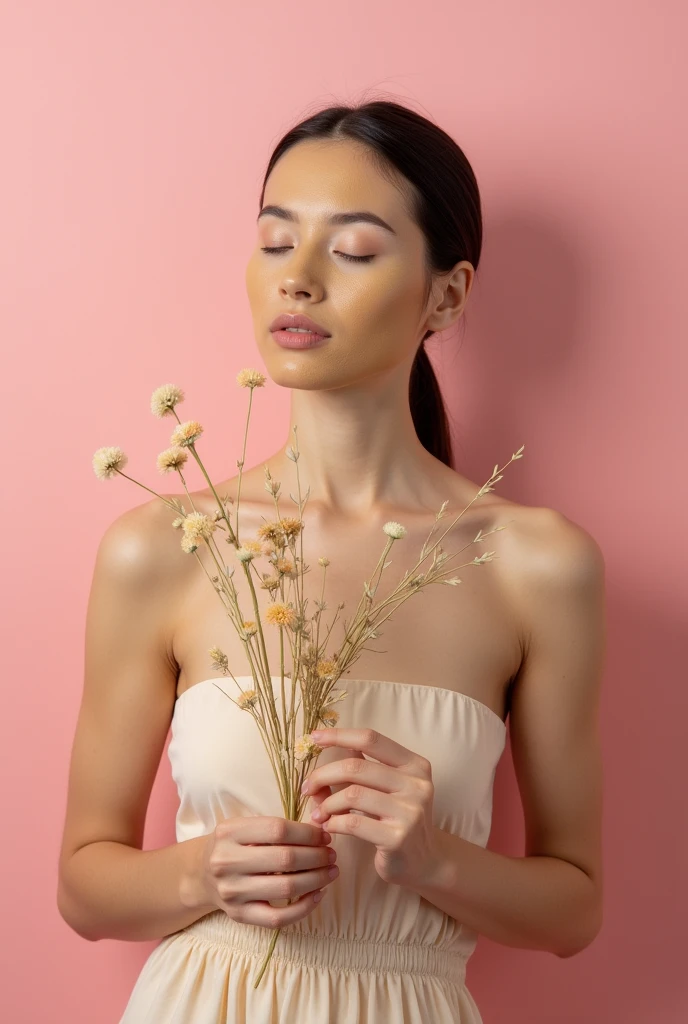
top-left (262, 139), bottom-right (414, 225)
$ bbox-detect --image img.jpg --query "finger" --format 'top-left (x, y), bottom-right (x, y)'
top-left (233, 842), bottom-right (334, 873)
top-left (308, 785), bottom-right (332, 811)
top-left (304, 759), bottom-right (402, 799)
top-left (321, 807), bottom-right (398, 845)
top-left (311, 727), bottom-right (424, 771)
top-left (298, 785), bottom-right (332, 828)
top-left (247, 862), bottom-right (338, 903)
top-left (233, 816), bottom-right (329, 846)
top-left (312, 786), bottom-right (396, 825)
top-left (239, 889), bottom-right (326, 928)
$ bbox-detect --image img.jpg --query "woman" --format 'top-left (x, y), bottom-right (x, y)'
top-left (58, 99), bottom-right (606, 1022)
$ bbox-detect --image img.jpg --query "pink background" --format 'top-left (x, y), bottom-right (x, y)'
top-left (2, 2), bottom-right (686, 1021)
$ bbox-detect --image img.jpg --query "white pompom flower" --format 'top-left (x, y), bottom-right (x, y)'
top-left (92, 446), bottom-right (128, 480)
top-left (150, 384), bottom-right (185, 418)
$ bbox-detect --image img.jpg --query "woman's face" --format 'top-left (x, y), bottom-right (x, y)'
top-left (245, 138), bottom-right (448, 392)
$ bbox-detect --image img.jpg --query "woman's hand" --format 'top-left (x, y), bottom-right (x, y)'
top-left (183, 815), bottom-right (339, 928)
top-left (301, 727), bottom-right (440, 888)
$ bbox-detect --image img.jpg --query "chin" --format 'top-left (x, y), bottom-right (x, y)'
top-left (262, 361), bottom-right (341, 390)
top-left (258, 336), bottom-right (402, 392)
top-left (256, 343), bottom-right (336, 390)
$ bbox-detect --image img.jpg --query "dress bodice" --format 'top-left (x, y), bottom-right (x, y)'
top-left (168, 675), bottom-right (507, 966)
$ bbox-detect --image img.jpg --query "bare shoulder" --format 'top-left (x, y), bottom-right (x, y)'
top-left (96, 490), bottom-right (190, 581)
top-left (495, 500), bottom-right (607, 721)
top-left (494, 502), bottom-right (606, 601)
top-left (87, 488), bottom-right (199, 694)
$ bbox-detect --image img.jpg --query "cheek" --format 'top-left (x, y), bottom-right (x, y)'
top-left (352, 268), bottom-right (424, 349)
top-left (344, 250), bottom-right (417, 310)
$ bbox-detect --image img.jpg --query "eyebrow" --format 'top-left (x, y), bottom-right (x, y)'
top-left (257, 204), bottom-right (397, 236)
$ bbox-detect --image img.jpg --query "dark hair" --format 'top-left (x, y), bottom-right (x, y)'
top-left (258, 98), bottom-right (482, 468)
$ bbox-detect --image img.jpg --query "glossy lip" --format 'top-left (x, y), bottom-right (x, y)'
top-left (269, 312), bottom-right (331, 336)
top-left (272, 330), bottom-right (329, 350)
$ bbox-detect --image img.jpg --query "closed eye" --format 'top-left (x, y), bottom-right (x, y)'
top-left (260, 246), bottom-right (374, 263)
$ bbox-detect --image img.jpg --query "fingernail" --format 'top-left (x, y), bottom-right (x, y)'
top-left (328, 848), bottom-right (337, 863)
top-left (328, 865), bottom-right (339, 878)
top-left (322, 831), bottom-right (332, 843)
top-left (313, 890), bottom-right (324, 903)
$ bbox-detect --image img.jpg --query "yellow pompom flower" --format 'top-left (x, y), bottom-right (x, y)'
top-left (275, 557), bottom-right (297, 577)
top-left (257, 520), bottom-right (284, 543)
top-left (236, 539), bottom-right (265, 562)
top-left (316, 659), bottom-right (337, 680)
top-left (170, 420), bottom-right (204, 447)
top-left (236, 368), bottom-right (267, 389)
top-left (265, 603), bottom-right (297, 628)
top-left (182, 512), bottom-right (216, 543)
top-left (279, 517), bottom-right (304, 540)
top-left (237, 689), bottom-right (260, 710)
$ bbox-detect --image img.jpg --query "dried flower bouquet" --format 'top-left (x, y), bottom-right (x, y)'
top-left (92, 370), bottom-right (524, 985)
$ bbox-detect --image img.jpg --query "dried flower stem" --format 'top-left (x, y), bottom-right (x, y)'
top-left (233, 383), bottom-right (258, 548)
top-left (169, 408), bottom-right (237, 545)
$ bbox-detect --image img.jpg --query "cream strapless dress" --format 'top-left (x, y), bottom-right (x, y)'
top-left (119, 676), bottom-right (507, 1023)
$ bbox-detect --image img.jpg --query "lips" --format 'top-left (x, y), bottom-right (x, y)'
top-left (269, 313), bottom-right (331, 336)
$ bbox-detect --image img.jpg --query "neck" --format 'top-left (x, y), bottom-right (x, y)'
top-left (266, 363), bottom-right (440, 519)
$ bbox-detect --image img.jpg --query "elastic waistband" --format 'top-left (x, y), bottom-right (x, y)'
top-left (178, 910), bottom-right (467, 984)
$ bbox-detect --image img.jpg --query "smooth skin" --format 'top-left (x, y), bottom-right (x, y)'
top-left (57, 138), bottom-right (605, 954)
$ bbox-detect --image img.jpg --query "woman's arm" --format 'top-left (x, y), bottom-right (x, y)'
top-left (407, 510), bottom-right (606, 958)
top-left (57, 498), bottom-right (217, 942)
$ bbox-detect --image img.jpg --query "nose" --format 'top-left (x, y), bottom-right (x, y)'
top-left (278, 245), bottom-right (324, 302)
top-left (280, 275), bottom-right (323, 302)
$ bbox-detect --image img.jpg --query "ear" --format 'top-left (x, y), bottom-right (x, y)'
top-left (425, 261), bottom-right (474, 333)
